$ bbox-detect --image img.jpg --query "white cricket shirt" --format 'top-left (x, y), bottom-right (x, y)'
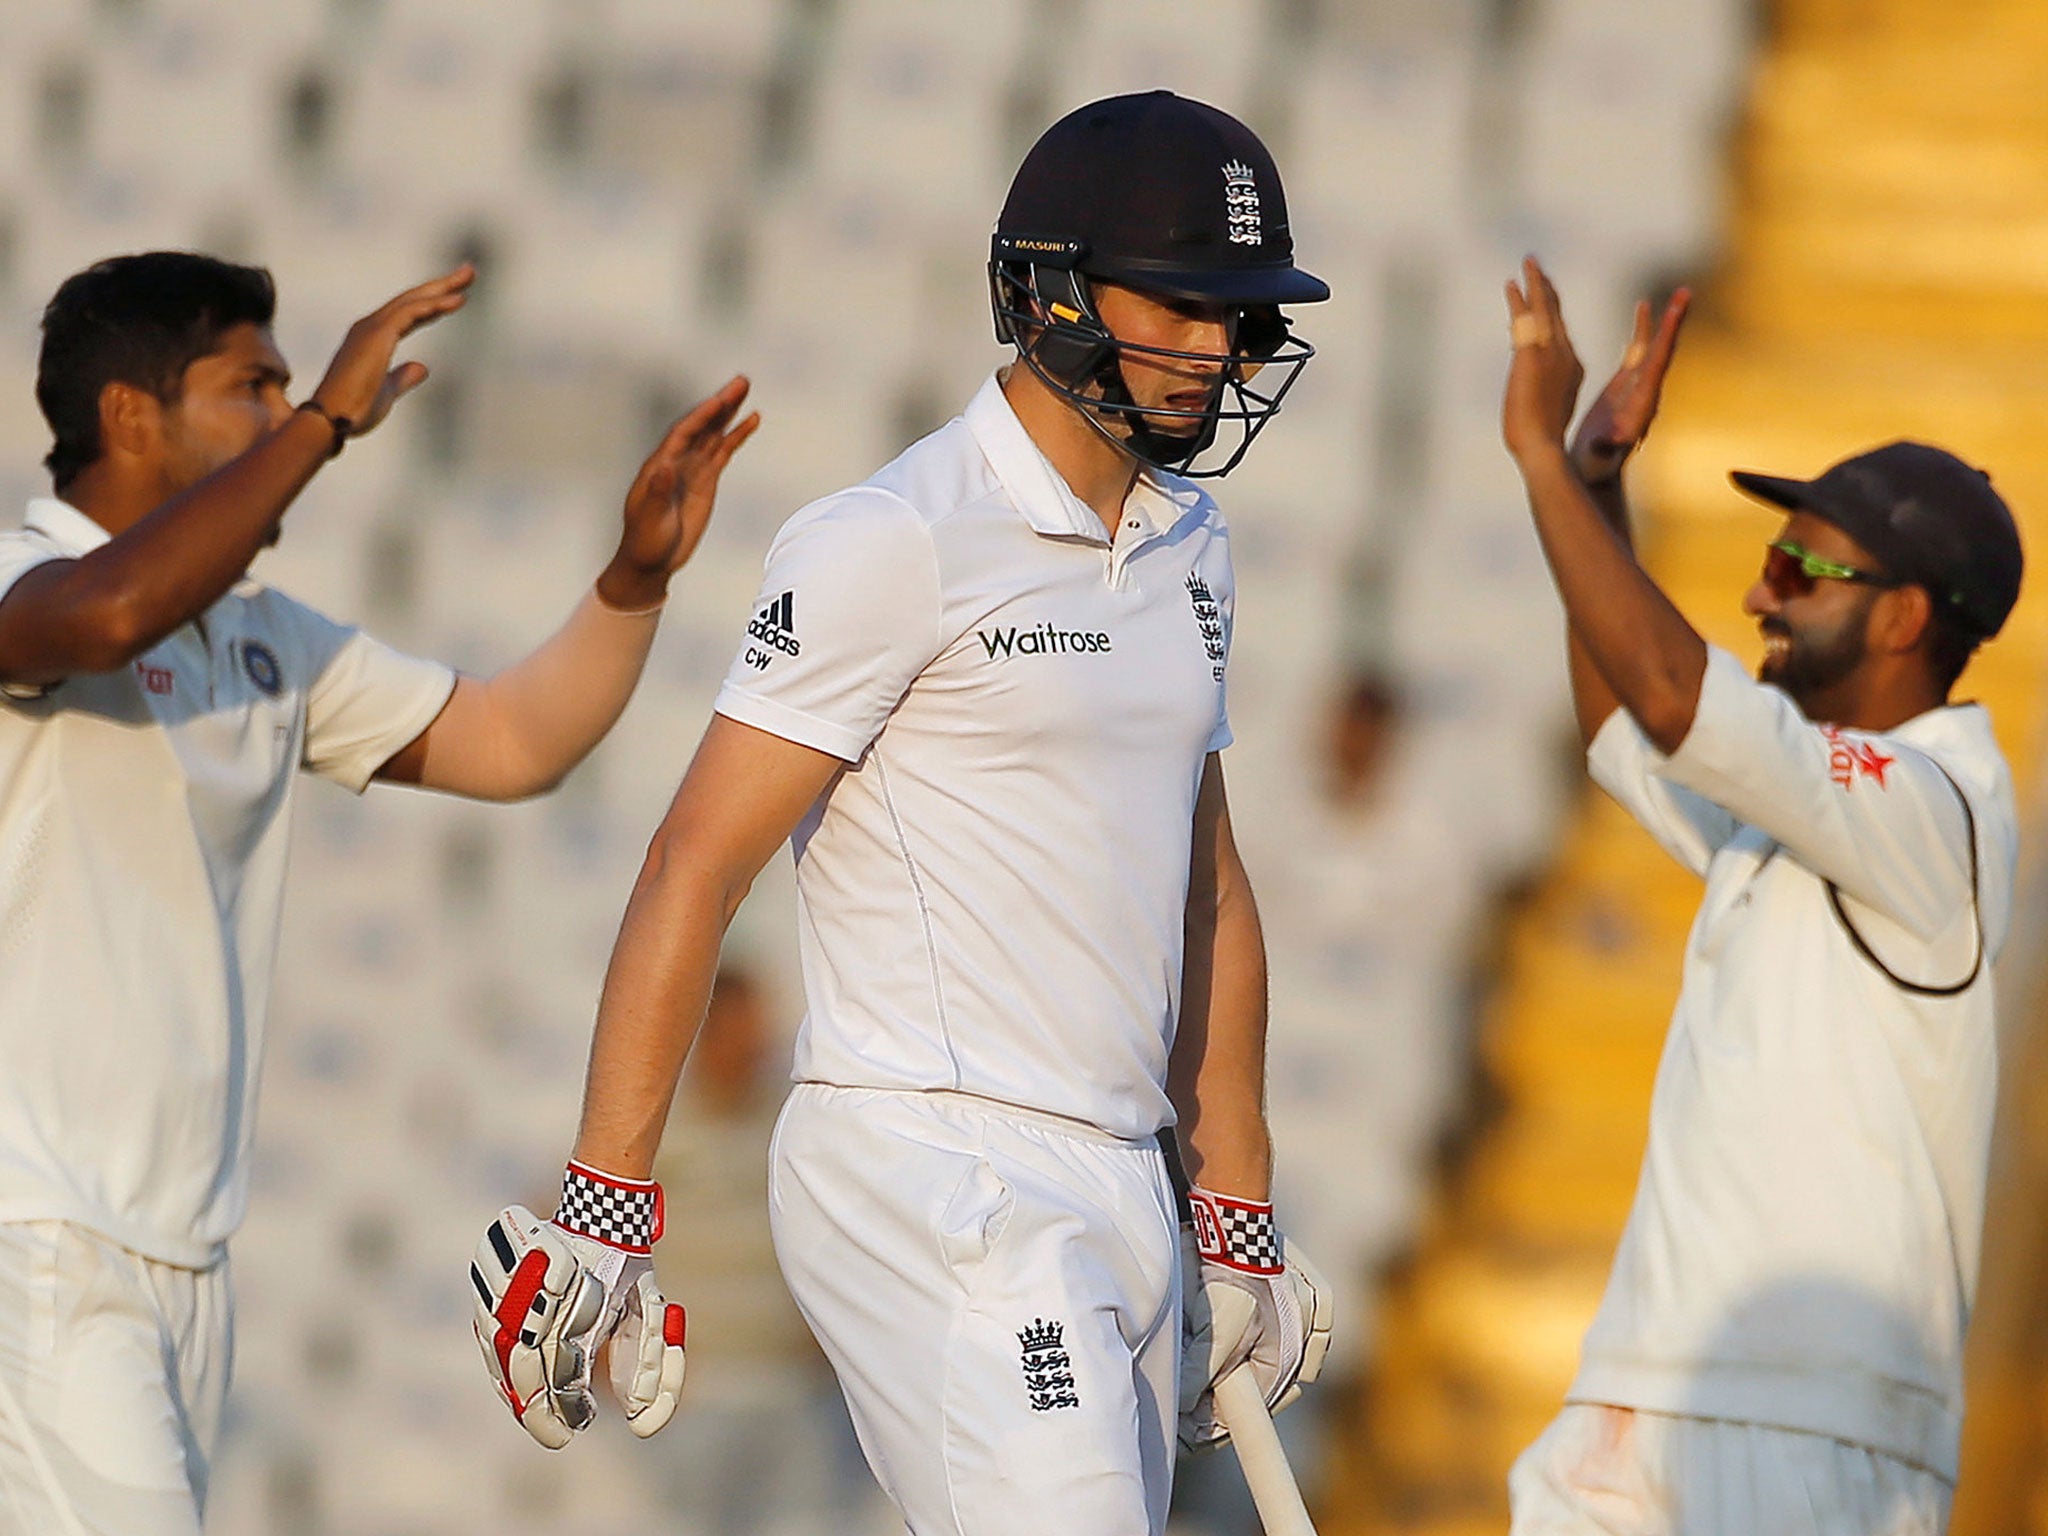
top-left (1572, 645), bottom-right (2016, 1481)
top-left (713, 374), bottom-right (1234, 1139)
top-left (0, 498), bottom-right (455, 1267)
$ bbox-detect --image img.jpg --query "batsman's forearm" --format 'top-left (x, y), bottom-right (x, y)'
top-left (1172, 863), bottom-right (1274, 1200)
top-left (1518, 447), bottom-right (1704, 753)
top-left (1180, 1103), bottom-right (1272, 1202)
top-left (571, 847), bottom-right (737, 1178)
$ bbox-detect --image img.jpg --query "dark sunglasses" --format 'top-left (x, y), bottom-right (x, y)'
top-left (1760, 538), bottom-right (1903, 601)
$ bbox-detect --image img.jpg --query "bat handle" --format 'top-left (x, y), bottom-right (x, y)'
top-left (1213, 1367), bottom-right (1317, 1536)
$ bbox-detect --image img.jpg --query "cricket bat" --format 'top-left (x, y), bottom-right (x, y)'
top-left (1214, 1366), bottom-right (1316, 1536)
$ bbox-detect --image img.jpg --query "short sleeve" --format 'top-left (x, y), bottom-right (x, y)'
top-left (0, 534), bottom-right (62, 608)
top-left (1207, 707), bottom-right (1233, 755)
top-left (287, 600), bottom-right (457, 793)
top-left (1587, 705), bottom-right (1739, 879)
top-left (712, 489), bottom-right (943, 762)
top-left (1657, 645), bottom-right (1973, 938)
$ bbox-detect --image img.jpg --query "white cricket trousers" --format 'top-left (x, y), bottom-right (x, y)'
top-left (769, 1083), bottom-right (1183, 1536)
top-left (1509, 1403), bottom-right (1952, 1536)
top-left (0, 1221), bottom-right (231, 1536)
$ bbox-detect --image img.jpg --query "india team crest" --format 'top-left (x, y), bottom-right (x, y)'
top-left (1222, 160), bottom-right (1261, 246)
top-left (240, 640), bottom-right (283, 697)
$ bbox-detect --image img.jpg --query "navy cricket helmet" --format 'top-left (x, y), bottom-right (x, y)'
top-left (989, 91), bottom-right (1329, 478)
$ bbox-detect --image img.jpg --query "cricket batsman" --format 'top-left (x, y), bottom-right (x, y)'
top-left (0, 252), bottom-right (756, 1535)
top-left (1499, 258), bottom-right (2021, 1534)
top-left (471, 92), bottom-right (1334, 1534)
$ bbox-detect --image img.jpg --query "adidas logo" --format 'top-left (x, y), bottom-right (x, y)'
top-left (746, 590), bottom-right (801, 657)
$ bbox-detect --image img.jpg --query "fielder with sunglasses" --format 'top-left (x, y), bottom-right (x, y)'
top-left (1499, 258), bottom-right (2022, 1535)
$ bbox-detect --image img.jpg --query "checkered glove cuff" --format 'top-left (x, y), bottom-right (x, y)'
top-left (1187, 1186), bottom-right (1284, 1276)
top-left (552, 1161), bottom-right (664, 1254)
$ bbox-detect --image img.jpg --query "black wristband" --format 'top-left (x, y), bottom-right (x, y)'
top-left (295, 399), bottom-right (352, 459)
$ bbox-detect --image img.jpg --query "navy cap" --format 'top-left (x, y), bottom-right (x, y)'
top-left (1733, 441), bottom-right (2023, 638)
top-left (994, 91), bottom-right (1329, 307)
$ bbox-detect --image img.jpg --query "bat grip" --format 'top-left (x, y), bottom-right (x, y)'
top-left (1213, 1367), bottom-right (1317, 1536)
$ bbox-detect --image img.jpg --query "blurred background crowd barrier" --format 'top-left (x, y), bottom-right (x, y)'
top-left (3, 0), bottom-right (2047, 1532)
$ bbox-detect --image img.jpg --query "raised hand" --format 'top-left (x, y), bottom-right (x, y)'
top-left (306, 264), bottom-right (476, 440)
top-left (1501, 256), bottom-right (1586, 467)
top-left (599, 376), bottom-right (761, 612)
top-left (1569, 287), bottom-right (1691, 485)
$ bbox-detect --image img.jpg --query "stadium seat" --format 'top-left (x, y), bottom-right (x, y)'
top-left (1061, 0), bottom-right (1265, 116)
top-left (491, 182), bottom-right (706, 361)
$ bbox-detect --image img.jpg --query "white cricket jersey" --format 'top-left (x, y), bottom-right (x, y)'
top-left (713, 374), bottom-right (1234, 1139)
top-left (1572, 645), bottom-right (2016, 1481)
top-left (0, 498), bottom-right (455, 1267)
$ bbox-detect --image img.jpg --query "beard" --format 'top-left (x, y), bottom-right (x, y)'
top-left (1758, 595), bottom-right (1873, 715)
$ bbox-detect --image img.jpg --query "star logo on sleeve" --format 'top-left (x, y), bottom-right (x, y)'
top-left (1853, 742), bottom-right (1894, 787)
top-left (1823, 726), bottom-right (1894, 790)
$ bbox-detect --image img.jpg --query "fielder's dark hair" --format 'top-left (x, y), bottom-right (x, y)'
top-left (37, 251), bottom-right (277, 491)
top-left (1925, 606), bottom-right (1981, 695)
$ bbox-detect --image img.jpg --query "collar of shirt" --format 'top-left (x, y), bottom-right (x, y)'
top-left (1885, 698), bottom-right (1996, 758)
top-left (23, 497), bottom-right (112, 556)
top-left (1776, 691), bottom-right (1999, 782)
top-left (963, 372), bottom-right (1203, 546)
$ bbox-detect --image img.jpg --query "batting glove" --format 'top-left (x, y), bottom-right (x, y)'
top-left (471, 1161), bottom-right (688, 1449)
top-left (1177, 1187), bottom-right (1333, 1453)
